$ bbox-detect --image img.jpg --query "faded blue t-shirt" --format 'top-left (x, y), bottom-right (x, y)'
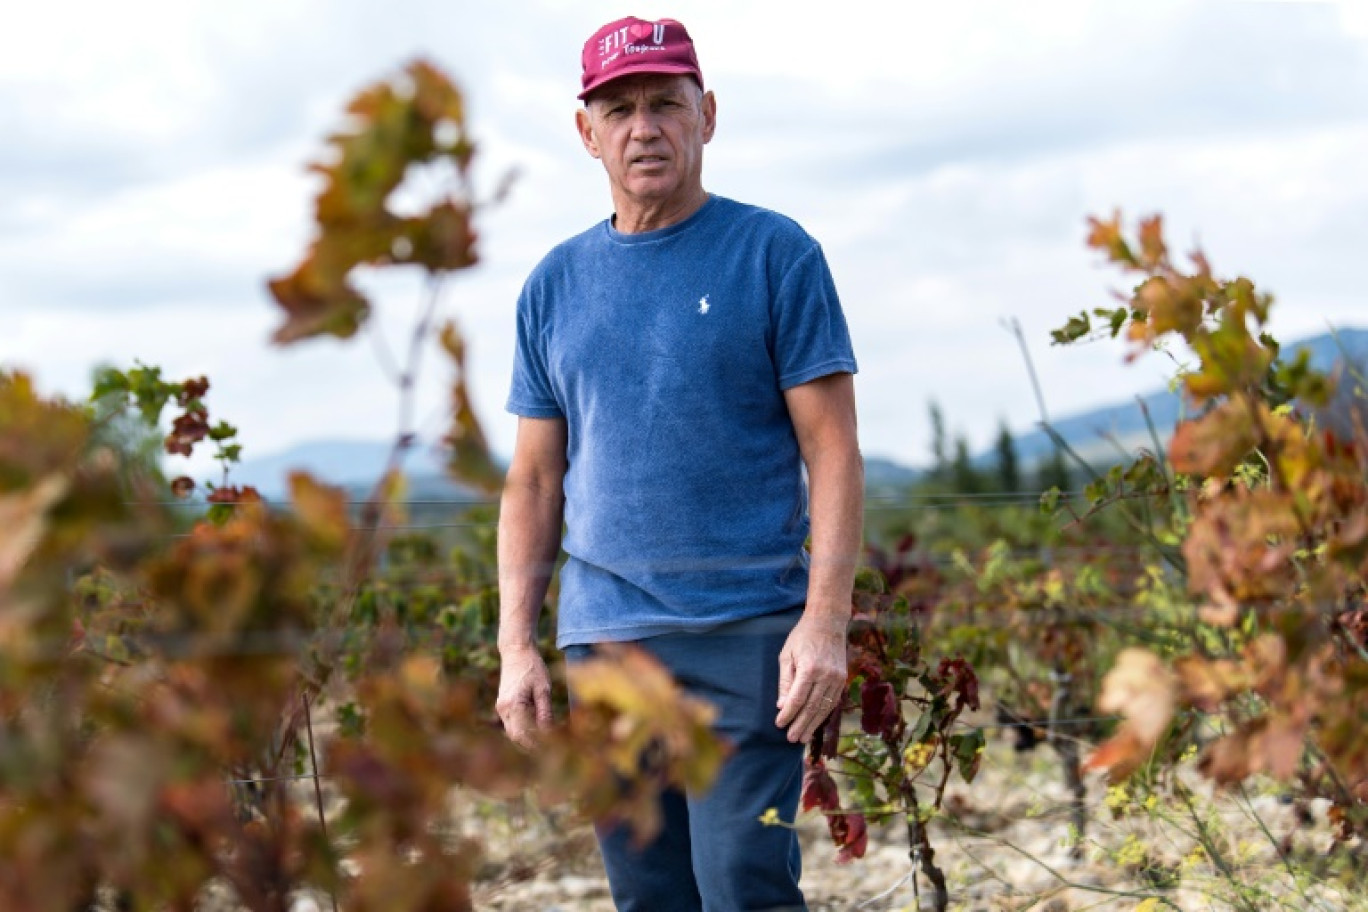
top-left (507, 195), bottom-right (857, 648)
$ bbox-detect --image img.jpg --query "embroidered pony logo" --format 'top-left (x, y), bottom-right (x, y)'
top-left (698, 295), bottom-right (710, 315)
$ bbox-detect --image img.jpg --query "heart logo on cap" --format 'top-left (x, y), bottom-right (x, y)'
top-left (628, 21), bottom-right (654, 40)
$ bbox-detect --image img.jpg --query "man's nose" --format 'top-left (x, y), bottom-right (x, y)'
top-left (628, 110), bottom-right (662, 141)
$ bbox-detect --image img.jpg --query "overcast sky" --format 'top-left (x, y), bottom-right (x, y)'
top-left (3, 0), bottom-right (1367, 477)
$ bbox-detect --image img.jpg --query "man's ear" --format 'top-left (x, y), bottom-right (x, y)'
top-left (575, 108), bottom-right (601, 159)
top-left (701, 91), bottom-right (717, 144)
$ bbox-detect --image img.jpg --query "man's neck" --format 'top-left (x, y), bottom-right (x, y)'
top-left (611, 187), bottom-right (709, 234)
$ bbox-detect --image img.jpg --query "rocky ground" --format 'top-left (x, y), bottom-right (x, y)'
top-left (460, 738), bottom-right (1366, 911)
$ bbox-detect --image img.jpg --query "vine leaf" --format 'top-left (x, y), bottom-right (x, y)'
top-left (830, 812), bottom-right (868, 863)
top-left (948, 730), bottom-right (986, 784)
top-left (801, 761), bottom-right (840, 812)
top-left (1085, 648), bottom-right (1176, 780)
top-left (0, 474), bottom-right (67, 593)
top-left (859, 678), bottom-right (898, 737)
top-left (1167, 400), bottom-right (1257, 477)
top-left (289, 472), bottom-right (350, 552)
top-left (566, 647), bottom-right (721, 782)
top-left (438, 320), bottom-right (502, 494)
top-left (268, 59), bottom-right (479, 346)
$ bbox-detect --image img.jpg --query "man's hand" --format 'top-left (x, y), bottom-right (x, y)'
top-left (496, 645), bottom-right (554, 749)
top-left (775, 613), bottom-right (848, 744)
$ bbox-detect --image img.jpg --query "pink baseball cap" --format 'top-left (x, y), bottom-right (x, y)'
top-left (578, 16), bottom-right (703, 101)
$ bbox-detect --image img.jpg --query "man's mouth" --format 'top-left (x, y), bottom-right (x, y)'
top-left (632, 155), bottom-right (668, 165)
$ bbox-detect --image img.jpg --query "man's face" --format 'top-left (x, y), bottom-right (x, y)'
top-left (576, 74), bottom-right (716, 211)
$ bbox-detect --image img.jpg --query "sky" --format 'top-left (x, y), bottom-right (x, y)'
top-left (3, 0), bottom-right (1367, 477)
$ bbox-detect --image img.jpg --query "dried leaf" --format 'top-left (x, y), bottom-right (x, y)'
top-left (83, 736), bottom-right (167, 835)
top-left (289, 471), bottom-right (350, 552)
top-left (0, 475), bottom-right (67, 592)
top-left (268, 58), bottom-right (480, 346)
top-left (1250, 715), bottom-right (1305, 780)
top-left (268, 259), bottom-right (370, 345)
top-left (1098, 649), bottom-right (1175, 744)
top-left (1086, 649), bottom-right (1176, 780)
top-left (1083, 727), bottom-right (1149, 781)
top-left (1085, 210), bottom-right (1136, 267)
top-left (1174, 655), bottom-right (1245, 712)
top-left (1169, 400), bottom-right (1257, 478)
top-left (1197, 595), bottom-right (1239, 627)
top-left (832, 812), bottom-right (868, 862)
top-left (801, 761), bottom-right (840, 812)
top-left (439, 320), bottom-right (503, 494)
top-left (1137, 215), bottom-right (1167, 268)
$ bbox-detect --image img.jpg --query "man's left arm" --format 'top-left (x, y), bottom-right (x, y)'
top-left (775, 371), bottom-right (863, 743)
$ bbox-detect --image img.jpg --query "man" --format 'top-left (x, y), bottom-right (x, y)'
top-left (495, 15), bottom-right (862, 911)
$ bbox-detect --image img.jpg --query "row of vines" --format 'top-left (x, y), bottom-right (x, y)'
top-left (801, 214), bottom-right (1368, 909)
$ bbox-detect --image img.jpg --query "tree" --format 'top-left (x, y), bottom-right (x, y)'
top-left (1035, 446), bottom-right (1071, 494)
top-left (950, 435), bottom-right (984, 495)
top-left (993, 420), bottom-right (1020, 493)
top-left (928, 400), bottom-right (948, 483)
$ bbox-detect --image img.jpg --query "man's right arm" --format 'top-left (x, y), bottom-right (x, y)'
top-left (495, 415), bottom-right (568, 748)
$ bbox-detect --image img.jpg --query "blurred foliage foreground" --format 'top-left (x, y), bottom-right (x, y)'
top-left (1, 59), bottom-right (1366, 912)
top-left (0, 61), bottom-right (721, 912)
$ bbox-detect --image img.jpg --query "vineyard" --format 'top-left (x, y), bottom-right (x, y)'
top-left (3, 60), bottom-right (1366, 912)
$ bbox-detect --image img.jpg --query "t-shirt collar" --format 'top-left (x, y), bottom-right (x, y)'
top-left (605, 194), bottom-right (718, 245)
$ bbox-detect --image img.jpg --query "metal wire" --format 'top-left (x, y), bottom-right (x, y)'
top-left (143, 489), bottom-right (1096, 509)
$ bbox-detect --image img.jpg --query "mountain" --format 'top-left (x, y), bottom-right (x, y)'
top-left (1006, 327), bottom-right (1368, 468)
top-left (225, 438), bottom-right (484, 501)
top-left (226, 328), bottom-right (1366, 496)
top-left (864, 456), bottom-right (924, 489)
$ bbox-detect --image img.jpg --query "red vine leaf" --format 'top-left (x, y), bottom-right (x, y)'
top-left (829, 812), bottom-right (868, 863)
top-left (859, 678), bottom-right (898, 736)
top-left (801, 761), bottom-right (840, 813)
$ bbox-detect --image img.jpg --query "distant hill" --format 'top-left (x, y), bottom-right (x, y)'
top-left (225, 328), bottom-right (1366, 497)
top-left (864, 456), bottom-right (924, 490)
top-left (226, 438), bottom-right (486, 502)
top-left (231, 439), bottom-right (926, 500)
top-left (1007, 327), bottom-right (1368, 468)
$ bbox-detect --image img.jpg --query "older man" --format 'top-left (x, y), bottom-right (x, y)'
top-left (495, 15), bottom-right (862, 911)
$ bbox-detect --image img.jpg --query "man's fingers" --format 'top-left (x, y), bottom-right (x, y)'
top-left (775, 673), bottom-right (814, 728)
top-left (799, 694), bottom-right (839, 743)
top-left (497, 693), bottom-right (531, 734)
top-left (497, 656), bottom-right (554, 747)
top-left (779, 673), bottom-right (844, 743)
top-left (776, 648), bottom-right (795, 708)
top-left (785, 690), bottom-right (828, 743)
top-left (533, 679), bottom-right (554, 728)
top-left (502, 697), bottom-right (546, 750)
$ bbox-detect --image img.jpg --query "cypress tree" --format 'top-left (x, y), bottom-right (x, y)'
top-left (1036, 447), bottom-right (1072, 494)
top-left (951, 435), bottom-right (984, 495)
top-left (928, 400), bottom-right (949, 484)
top-left (994, 420), bottom-right (1020, 493)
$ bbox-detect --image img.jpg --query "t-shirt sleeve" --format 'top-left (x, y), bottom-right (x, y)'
top-left (506, 283), bottom-right (564, 418)
top-left (771, 242), bottom-right (858, 390)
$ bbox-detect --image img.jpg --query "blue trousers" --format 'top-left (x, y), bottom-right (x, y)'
top-left (565, 607), bottom-right (808, 912)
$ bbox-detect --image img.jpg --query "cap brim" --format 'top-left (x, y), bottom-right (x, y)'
top-left (578, 63), bottom-right (703, 100)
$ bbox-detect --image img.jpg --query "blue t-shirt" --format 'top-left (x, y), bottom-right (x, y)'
top-left (507, 195), bottom-right (857, 647)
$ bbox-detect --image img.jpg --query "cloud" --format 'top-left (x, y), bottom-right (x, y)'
top-left (3, 0), bottom-right (1367, 469)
